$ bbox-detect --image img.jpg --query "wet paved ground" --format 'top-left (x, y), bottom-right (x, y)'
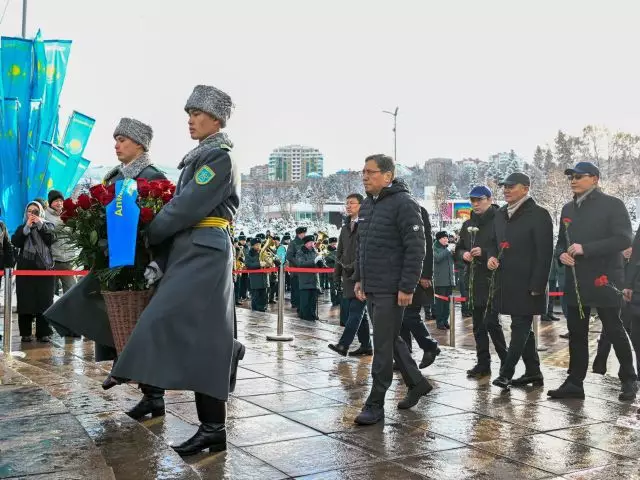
top-left (1, 292), bottom-right (640, 479)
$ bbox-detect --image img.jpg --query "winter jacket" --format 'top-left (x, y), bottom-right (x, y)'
top-left (0, 221), bottom-right (14, 270)
top-left (433, 241), bottom-right (455, 287)
top-left (626, 226), bottom-right (640, 291)
top-left (245, 248), bottom-right (269, 290)
top-left (354, 179), bottom-right (426, 294)
top-left (557, 188), bottom-right (632, 308)
top-left (45, 207), bottom-right (77, 263)
top-left (325, 246), bottom-right (337, 268)
top-left (286, 236), bottom-right (304, 267)
top-left (295, 246), bottom-right (322, 290)
top-left (335, 217), bottom-right (359, 299)
top-left (489, 197), bottom-right (554, 316)
top-left (410, 206), bottom-right (434, 306)
top-left (455, 205), bottom-right (498, 307)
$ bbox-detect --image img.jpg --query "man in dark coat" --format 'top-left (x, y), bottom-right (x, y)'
top-left (623, 227), bottom-right (640, 385)
top-left (456, 186), bottom-right (508, 378)
top-left (286, 226), bottom-right (307, 314)
top-left (245, 238), bottom-right (269, 312)
top-left (353, 154), bottom-right (432, 425)
top-left (548, 162), bottom-right (637, 401)
top-left (329, 193), bottom-right (371, 356)
top-left (295, 235), bottom-right (323, 321)
top-left (112, 85), bottom-right (244, 456)
top-left (487, 172), bottom-right (553, 390)
top-left (401, 206), bottom-right (439, 369)
top-left (433, 231), bottom-right (455, 329)
top-left (326, 237), bottom-right (340, 306)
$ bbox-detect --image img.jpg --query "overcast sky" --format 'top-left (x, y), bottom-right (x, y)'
top-left (2, 0), bottom-right (640, 173)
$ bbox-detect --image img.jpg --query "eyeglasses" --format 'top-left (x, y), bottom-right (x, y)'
top-left (568, 174), bottom-right (592, 181)
top-left (361, 169), bottom-right (382, 177)
top-left (27, 210), bottom-right (39, 215)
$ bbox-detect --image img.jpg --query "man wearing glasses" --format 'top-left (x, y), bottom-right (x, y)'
top-left (352, 154), bottom-right (432, 425)
top-left (548, 162), bottom-right (638, 401)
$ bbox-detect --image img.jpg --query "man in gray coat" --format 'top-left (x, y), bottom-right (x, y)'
top-left (112, 85), bottom-right (243, 456)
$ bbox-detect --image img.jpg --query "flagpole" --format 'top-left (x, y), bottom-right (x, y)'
top-left (21, 0), bottom-right (27, 38)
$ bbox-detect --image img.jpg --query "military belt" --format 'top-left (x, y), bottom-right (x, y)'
top-left (195, 217), bottom-right (230, 229)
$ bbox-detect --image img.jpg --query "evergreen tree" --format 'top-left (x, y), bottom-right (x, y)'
top-left (544, 148), bottom-right (554, 172)
top-left (533, 145), bottom-right (545, 171)
top-left (447, 182), bottom-right (460, 199)
top-left (555, 130), bottom-right (574, 169)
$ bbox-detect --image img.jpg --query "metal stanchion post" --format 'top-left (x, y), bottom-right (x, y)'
top-left (533, 314), bottom-right (547, 351)
top-left (2, 268), bottom-right (25, 358)
top-left (449, 296), bottom-right (456, 347)
top-left (267, 262), bottom-right (294, 341)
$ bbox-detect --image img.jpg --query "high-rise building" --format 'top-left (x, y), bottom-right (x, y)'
top-left (268, 145), bottom-right (324, 182)
top-left (249, 164), bottom-right (269, 181)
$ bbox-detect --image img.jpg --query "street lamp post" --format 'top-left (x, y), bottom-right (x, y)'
top-left (21, 0), bottom-right (27, 38)
top-left (382, 107), bottom-right (398, 161)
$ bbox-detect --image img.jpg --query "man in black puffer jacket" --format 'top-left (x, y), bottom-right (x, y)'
top-left (353, 154), bottom-right (432, 425)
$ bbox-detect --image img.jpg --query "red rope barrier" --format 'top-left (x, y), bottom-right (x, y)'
top-left (12, 270), bottom-right (89, 276)
top-left (285, 267), bottom-right (335, 273)
top-left (234, 268), bottom-right (279, 274)
top-left (434, 293), bottom-right (467, 302)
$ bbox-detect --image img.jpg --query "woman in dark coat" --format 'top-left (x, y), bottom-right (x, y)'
top-left (12, 201), bottom-right (56, 342)
top-left (0, 220), bottom-right (14, 342)
top-left (295, 235), bottom-right (323, 321)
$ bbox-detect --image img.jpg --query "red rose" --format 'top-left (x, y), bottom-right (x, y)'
top-left (161, 192), bottom-right (173, 204)
top-left (77, 193), bottom-right (92, 210)
top-left (149, 180), bottom-right (162, 189)
top-left (140, 207), bottom-right (154, 223)
top-left (138, 183), bottom-right (151, 198)
top-left (168, 185), bottom-right (176, 194)
top-left (106, 183), bottom-right (116, 196)
top-left (149, 187), bottom-right (164, 198)
top-left (60, 212), bottom-right (71, 223)
top-left (100, 193), bottom-right (115, 206)
top-left (562, 218), bottom-right (572, 225)
top-left (89, 184), bottom-right (108, 200)
top-left (160, 180), bottom-right (173, 190)
top-left (499, 242), bottom-right (510, 249)
top-left (594, 275), bottom-right (609, 287)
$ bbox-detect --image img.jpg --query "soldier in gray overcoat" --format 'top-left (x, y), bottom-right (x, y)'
top-left (112, 85), bottom-right (243, 456)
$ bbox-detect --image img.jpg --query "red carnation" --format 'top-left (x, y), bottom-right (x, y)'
top-left (499, 241), bottom-right (510, 249)
top-left (89, 184), bottom-right (108, 201)
top-left (77, 193), bottom-right (92, 210)
top-left (594, 275), bottom-right (609, 287)
top-left (161, 192), bottom-right (173, 204)
top-left (563, 218), bottom-right (572, 225)
top-left (140, 207), bottom-right (154, 223)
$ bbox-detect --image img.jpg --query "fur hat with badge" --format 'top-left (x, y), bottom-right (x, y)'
top-left (435, 231), bottom-right (449, 241)
top-left (302, 235), bottom-right (315, 245)
top-left (184, 85), bottom-right (234, 128)
top-left (113, 117), bottom-right (153, 151)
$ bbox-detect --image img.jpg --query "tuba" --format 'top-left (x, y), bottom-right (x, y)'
top-left (259, 237), bottom-right (276, 268)
top-left (315, 231), bottom-right (329, 257)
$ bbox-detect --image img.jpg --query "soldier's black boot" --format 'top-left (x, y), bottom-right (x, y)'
top-left (229, 340), bottom-right (246, 393)
top-left (173, 393), bottom-right (227, 456)
top-left (126, 384), bottom-right (165, 420)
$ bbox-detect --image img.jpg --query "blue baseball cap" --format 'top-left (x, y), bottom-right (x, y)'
top-left (564, 161), bottom-right (600, 177)
top-left (468, 185), bottom-right (492, 199)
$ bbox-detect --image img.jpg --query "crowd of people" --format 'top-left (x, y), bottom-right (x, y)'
top-left (2, 84), bottom-right (640, 455)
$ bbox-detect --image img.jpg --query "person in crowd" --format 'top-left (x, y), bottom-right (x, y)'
top-left (433, 231), bottom-right (455, 330)
top-left (46, 190), bottom-right (78, 298)
top-left (245, 238), bottom-right (269, 312)
top-left (401, 205), bottom-right (440, 369)
top-left (45, 117), bottom-right (168, 398)
top-left (295, 235), bottom-right (324, 321)
top-left (237, 233), bottom-right (249, 302)
top-left (268, 236), bottom-right (281, 304)
top-left (623, 227), bottom-right (640, 383)
top-left (488, 172), bottom-right (553, 390)
top-left (234, 238), bottom-right (245, 306)
top-left (326, 237), bottom-right (340, 306)
top-left (548, 162), bottom-right (638, 401)
top-left (112, 85), bottom-right (245, 456)
top-left (286, 226), bottom-right (307, 315)
top-left (0, 219), bottom-right (13, 341)
top-left (320, 238), bottom-right (331, 291)
top-left (353, 154), bottom-right (432, 425)
top-left (12, 201), bottom-right (55, 343)
top-left (542, 245), bottom-right (563, 322)
top-left (280, 235), bottom-right (291, 292)
top-left (329, 193), bottom-right (372, 356)
top-left (456, 186), bottom-right (508, 378)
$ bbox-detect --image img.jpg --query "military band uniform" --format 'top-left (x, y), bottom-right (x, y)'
top-left (246, 242), bottom-right (269, 312)
top-left (295, 240), bottom-right (322, 321)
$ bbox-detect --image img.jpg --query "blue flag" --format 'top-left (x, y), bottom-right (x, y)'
top-left (66, 157), bottom-right (90, 197)
top-left (59, 111), bottom-right (95, 195)
top-left (31, 30), bottom-right (47, 100)
top-left (39, 40), bottom-right (71, 146)
top-left (1, 99), bottom-right (21, 233)
top-left (106, 179), bottom-right (140, 268)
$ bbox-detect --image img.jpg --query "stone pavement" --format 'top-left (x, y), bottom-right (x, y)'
top-left (2, 304), bottom-right (640, 479)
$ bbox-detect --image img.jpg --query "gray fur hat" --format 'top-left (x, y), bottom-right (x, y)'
top-left (184, 85), bottom-right (234, 128)
top-left (113, 117), bottom-right (153, 151)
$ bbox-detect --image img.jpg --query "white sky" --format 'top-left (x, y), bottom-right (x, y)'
top-left (2, 0), bottom-right (640, 173)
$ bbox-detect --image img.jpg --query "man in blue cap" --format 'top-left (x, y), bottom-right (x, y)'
top-left (456, 185), bottom-right (508, 378)
top-left (548, 161), bottom-right (638, 401)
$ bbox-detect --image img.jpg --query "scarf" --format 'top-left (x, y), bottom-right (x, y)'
top-left (507, 194), bottom-right (529, 218)
top-left (103, 152), bottom-right (153, 182)
top-left (22, 202), bottom-right (54, 269)
top-left (575, 186), bottom-right (598, 207)
top-left (178, 132), bottom-right (234, 169)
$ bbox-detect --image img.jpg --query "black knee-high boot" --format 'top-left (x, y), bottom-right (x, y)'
top-left (126, 384), bottom-right (165, 420)
top-left (173, 393), bottom-right (226, 456)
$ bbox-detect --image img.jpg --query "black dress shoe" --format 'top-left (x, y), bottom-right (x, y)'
top-left (172, 423), bottom-right (226, 456)
top-left (354, 405), bottom-right (384, 425)
top-left (619, 380), bottom-right (638, 402)
top-left (492, 376), bottom-right (511, 389)
top-left (559, 332), bottom-right (570, 339)
top-left (419, 348), bottom-right (441, 369)
top-left (328, 343), bottom-right (348, 356)
top-left (349, 346), bottom-right (373, 356)
top-left (126, 389), bottom-right (165, 420)
top-left (511, 372), bottom-right (544, 387)
top-left (102, 375), bottom-right (119, 391)
top-left (37, 336), bottom-right (51, 343)
top-left (467, 365), bottom-right (491, 378)
top-left (398, 379), bottom-right (433, 409)
top-left (547, 313), bottom-right (560, 321)
top-left (229, 340), bottom-right (246, 393)
top-left (547, 379), bottom-right (585, 399)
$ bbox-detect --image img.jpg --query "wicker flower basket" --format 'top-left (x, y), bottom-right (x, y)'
top-left (102, 290), bottom-right (153, 354)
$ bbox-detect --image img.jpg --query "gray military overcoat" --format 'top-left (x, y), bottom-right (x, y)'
top-left (112, 133), bottom-right (239, 400)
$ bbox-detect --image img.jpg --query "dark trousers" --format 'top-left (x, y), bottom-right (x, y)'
top-left (434, 286), bottom-right (452, 327)
top-left (321, 273), bottom-right (330, 289)
top-left (299, 289), bottom-right (318, 320)
top-left (195, 392), bottom-right (226, 424)
top-left (18, 314), bottom-right (52, 338)
top-left (500, 314), bottom-right (541, 380)
top-left (291, 275), bottom-right (300, 310)
top-left (567, 305), bottom-right (637, 384)
top-left (365, 293), bottom-right (426, 408)
top-left (472, 306), bottom-right (507, 368)
top-left (268, 274), bottom-right (278, 302)
top-left (338, 297), bottom-right (370, 348)
top-left (240, 274), bottom-right (249, 299)
top-left (594, 306), bottom-right (640, 374)
top-left (458, 274), bottom-right (470, 315)
top-left (329, 277), bottom-right (341, 306)
top-left (251, 289), bottom-right (268, 312)
top-left (401, 306), bottom-right (438, 353)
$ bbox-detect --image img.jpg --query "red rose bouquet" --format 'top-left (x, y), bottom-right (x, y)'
top-left (61, 179), bottom-right (175, 291)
